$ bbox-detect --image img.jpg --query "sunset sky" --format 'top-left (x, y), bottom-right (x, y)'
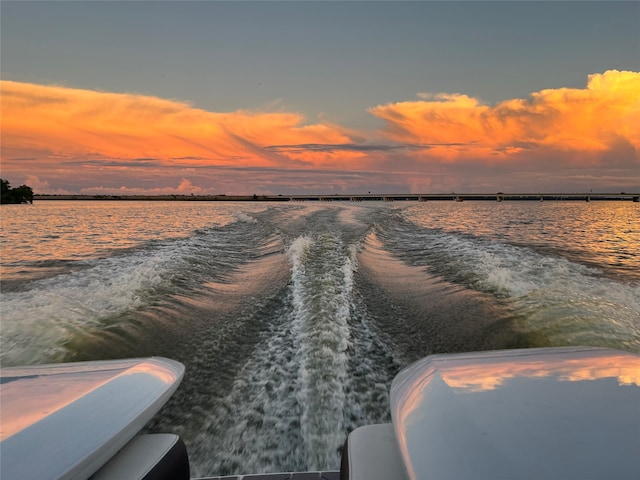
top-left (1, 1), bottom-right (638, 195)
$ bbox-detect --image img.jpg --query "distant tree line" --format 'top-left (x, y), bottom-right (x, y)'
top-left (1, 179), bottom-right (34, 204)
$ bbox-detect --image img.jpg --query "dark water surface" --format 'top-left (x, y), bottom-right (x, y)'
top-left (1, 200), bottom-right (638, 475)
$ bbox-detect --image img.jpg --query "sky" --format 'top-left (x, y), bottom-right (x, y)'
top-left (1, 1), bottom-right (639, 195)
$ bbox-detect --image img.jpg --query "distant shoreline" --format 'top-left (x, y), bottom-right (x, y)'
top-left (33, 194), bottom-right (279, 202)
top-left (33, 193), bottom-right (639, 202)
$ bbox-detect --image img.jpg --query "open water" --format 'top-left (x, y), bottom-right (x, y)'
top-left (1, 200), bottom-right (639, 476)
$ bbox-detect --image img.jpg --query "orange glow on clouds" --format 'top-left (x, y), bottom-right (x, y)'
top-left (1, 70), bottom-right (638, 194)
top-left (0, 80), bottom-right (353, 168)
top-left (369, 70), bottom-right (640, 162)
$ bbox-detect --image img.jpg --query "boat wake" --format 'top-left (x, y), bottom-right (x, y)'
top-left (186, 230), bottom-right (399, 476)
top-left (378, 219), bottom-right (640, 353)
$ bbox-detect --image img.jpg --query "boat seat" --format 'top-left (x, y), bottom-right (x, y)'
top-left (340, 424), bottom-right (408, 480)
top-left (91, 434), bottom-right (190, 480)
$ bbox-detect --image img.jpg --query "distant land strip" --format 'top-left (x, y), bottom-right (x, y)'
top-left (33, 193), bottom-right (640, 202)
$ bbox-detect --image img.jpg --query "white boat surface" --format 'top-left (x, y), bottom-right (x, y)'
top-left (1, 346), bottom-right (638, 479)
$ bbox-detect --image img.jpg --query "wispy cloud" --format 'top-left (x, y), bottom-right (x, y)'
top-left (263, 143), bottom-right (470, 154)
top-left (264, 143), bottom-right (405, 153)
top-left (0, 80), bottom-right (354, 169)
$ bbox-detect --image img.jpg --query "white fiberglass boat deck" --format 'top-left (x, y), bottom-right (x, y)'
top-left (1, 347), bottom-right (638, 480)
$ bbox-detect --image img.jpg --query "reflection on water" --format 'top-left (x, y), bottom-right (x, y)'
top-left (0, 201), bottom-right (267, 282)
top-left (1, 200), bottom-right (638, 475)
top-left (404, 201), bottom-right (640, 281)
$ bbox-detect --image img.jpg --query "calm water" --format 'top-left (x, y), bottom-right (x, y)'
top-left (1, 200), bottom-right (639, 475)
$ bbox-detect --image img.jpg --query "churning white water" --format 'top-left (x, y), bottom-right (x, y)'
top-left (1, 200), bottom-right (638, 475)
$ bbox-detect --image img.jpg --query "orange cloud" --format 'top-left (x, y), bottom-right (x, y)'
top-left (1, 72), bottom-right (638, 194)
top-left (369, 70), bottom-right (640, 162)
top-left (0, 81), bottom-right (353, 168)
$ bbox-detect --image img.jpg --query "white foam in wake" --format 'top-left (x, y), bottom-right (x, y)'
top-left (188, 233), bottom-right (397, 476)
top-left (288, 233), bottom-right (355, 469)
top-left (410, 231), bottom-right (640, 351)
top-left (0, 249), bottom-right (178, 366)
